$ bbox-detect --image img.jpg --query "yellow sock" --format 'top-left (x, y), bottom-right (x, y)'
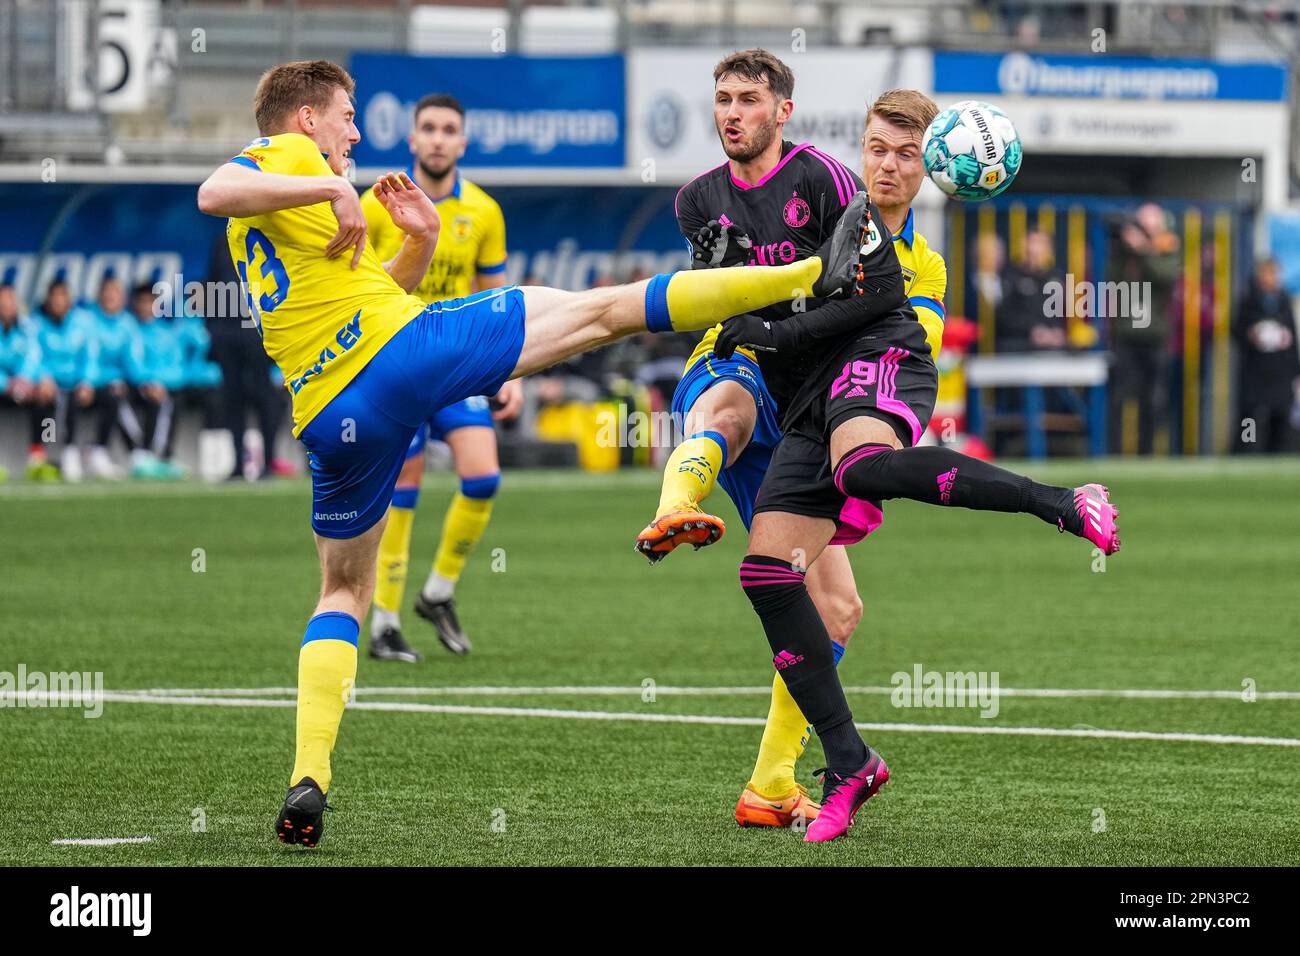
top-left (432, 491), bottom-right (494, 584)
top-left (290, 613), bottom-right (359, 793)
top-left (373, 502), bottom-right (416, 613)
top-left (656, 432), bottom-right (726, 517)
top-left (748, 672), bottom-right (812, 799)
top-left (652, 258), bottom-right (823, 333)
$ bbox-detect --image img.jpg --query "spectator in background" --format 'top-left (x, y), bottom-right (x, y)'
top-left (1233, 257), bottom-right (1300, 453)
top-left (29, 279), bottom-right (93, 481)
top-left (0, 282), bottom-right (60, 480)
top-left (72, 276), bottom-right (147, 478)
top-left (126, 283), bottom-right (186, 479)
top-left (973, 233), bottom-right (1006, 331)
top-left (1107, 202), bottom-right (1181, 455)
top-left (996, 229), bottom-right (1067, 352)
top-left (205, 233), bottom-right (287, 480)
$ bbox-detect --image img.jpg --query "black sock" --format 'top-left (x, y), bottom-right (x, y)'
top-left (739, 555), bottom-right (868, 773)
top-left (833, 443), bottom-right (1079, 533)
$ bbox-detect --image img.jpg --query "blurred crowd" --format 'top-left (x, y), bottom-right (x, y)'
top-left (973, 202), bottom-right (1300, 455)
top-left (0, 236), bottom-right (295, 481)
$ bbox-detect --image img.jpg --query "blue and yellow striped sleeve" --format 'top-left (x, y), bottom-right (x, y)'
top-left (908, 248), bottom-right (947, 359)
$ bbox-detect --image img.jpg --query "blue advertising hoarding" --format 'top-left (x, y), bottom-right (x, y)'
top-left (934, 51), bottom-right (1288, 102)
top-left (350, 53), bottom-right (626, 168)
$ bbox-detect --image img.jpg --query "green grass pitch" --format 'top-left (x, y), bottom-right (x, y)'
top-left (1, 458), bottom-right (1298, 866)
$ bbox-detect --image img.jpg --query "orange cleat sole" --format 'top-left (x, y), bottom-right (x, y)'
top-left (635, 510), bottom-right (725, 564)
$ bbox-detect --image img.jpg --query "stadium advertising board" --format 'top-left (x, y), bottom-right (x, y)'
top-left (350, 53), bottom-right (626, 169)
top-left (934, 51), bottom-right (1288, 102)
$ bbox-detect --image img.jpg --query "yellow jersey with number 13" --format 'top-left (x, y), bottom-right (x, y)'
top-left (225, 132), bottom-right (427, 436)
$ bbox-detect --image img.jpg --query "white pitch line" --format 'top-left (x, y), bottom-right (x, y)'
top-left (12, 691), bottom-right (1300, 748)
top-left (51, 836), bottom-right (153, 846)
top-left (108, 685), bottom-right (1300, 701)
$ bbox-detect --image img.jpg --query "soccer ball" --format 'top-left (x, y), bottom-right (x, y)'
top-left (922, 101), bottom-right (1021, 201)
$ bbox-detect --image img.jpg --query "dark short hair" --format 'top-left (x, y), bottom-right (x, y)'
top-left (131, 282), bottom-right (155, 299)
top-left (414, 93), bottom-right (465, 123)
top-left (253, 60), bottom-right (356, 136)
top-left (713, 49), bottom-right (795, 102)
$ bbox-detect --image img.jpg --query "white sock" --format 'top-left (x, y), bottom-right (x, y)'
top-left (371, 606), bottom-right (401, 636)
top-left (421, 572), bottom-right (455, 604)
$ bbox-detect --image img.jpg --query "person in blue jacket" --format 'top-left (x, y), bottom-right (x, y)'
top-left (28, 279), bottom-right (95, 481)
top-left (0, 282), bottom-right (59, 480)
top-left (72, 276), bottom-right (149, 478)
top-left (125, 283), bottom-right (186, 479)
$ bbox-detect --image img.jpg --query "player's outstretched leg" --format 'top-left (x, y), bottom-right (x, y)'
top-left (510, 192), bottom-right (868, 378)
top-left (740, 513), bottom-right (889, 843)
top-left (831, 440), bottom-right (1120, 555)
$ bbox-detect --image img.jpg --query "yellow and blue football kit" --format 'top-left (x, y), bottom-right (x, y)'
top-left (224, 133), bottom-right (528, 540)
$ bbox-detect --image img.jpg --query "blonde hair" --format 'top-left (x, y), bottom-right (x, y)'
top-left (865, 89), bottom-right (939, 136)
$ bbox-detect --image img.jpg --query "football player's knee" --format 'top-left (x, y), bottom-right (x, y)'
top-left (827, 591), bottom-right (864, 645)
top-left (706, 408), bottom-right (750, 458)
top-left (460, 472), bottom-right (500, 500)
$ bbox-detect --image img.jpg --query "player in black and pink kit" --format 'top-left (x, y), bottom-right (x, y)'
top-left (634, 50), bottom-right (886, 829)
top-left (717, 130), bottom-right (1124, 844)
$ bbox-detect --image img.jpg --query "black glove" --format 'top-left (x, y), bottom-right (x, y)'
top-left (713, 314), bottom-right (799, 360)
top-left (691, 219), bottom-right (753, 269)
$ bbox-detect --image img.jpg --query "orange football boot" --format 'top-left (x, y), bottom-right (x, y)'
top-left (734, 783), bottom-right (821, 828)
top-left (634, 510), bottom-right (725, 564)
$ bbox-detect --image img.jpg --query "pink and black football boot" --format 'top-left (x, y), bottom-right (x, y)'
top-left (804, 749), bottom-right (890, 843)
top-left (1062, 483), bottom-right (1120, 556)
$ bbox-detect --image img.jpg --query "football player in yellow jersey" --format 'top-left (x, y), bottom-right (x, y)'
top-left (361, 93), bottom-right (520, 662)
top-left (195, 59), bottom-right (872, 848)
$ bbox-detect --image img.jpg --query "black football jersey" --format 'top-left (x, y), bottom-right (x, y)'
top-left (674, 140), bottom-right (867, 407)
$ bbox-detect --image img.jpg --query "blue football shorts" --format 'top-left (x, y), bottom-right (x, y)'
top-left (299, 287), bottom-right (525, 539)
top-left (670, 350), bottom-right (782, 530)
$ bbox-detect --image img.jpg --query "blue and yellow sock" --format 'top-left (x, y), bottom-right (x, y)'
top-left (655, 430), bottom-right (727, 518)
top-left (424, 473), bottom-right (499, 603)
top-left (642, 258), bottom-right (823, 334)
top-left (749, 640), bottom-right (847, 800)
top-left (373, 486), bottom-right (420, 618)
top-left (290, 611), bottom-right (359, 793)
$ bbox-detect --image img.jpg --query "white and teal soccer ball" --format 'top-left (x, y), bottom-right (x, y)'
top-left (922, 101), bottom-right (1021, 201)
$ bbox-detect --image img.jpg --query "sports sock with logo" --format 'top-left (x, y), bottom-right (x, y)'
top-left (739, 555), bottom-right (867, 775)
top-left (291, 612), bottom-right (359, 793)
top-left (372, 486), bottom-right (419, 626)
top-left (834, 443), bottom-right (1078, 533)
top-left (655, 430), bottom-right (727, 517)
top-left (641, 257), bottom-right (824, 333)
top-left (749, 640), bottom-right (846, 799)
top-left (427, 474), bottom-right (499, 600)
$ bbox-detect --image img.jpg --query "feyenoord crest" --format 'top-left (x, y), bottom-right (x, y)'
top-left (860, 213), bottom-right (883, 256)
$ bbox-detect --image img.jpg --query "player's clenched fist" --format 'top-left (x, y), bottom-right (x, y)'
top-left (374, 171), bottom-right (441, 242)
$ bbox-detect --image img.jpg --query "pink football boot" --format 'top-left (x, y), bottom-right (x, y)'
top-left (804, 749), bottom-right (890, 843)
top-left (1063, 483), bottom-right (1120, 555)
